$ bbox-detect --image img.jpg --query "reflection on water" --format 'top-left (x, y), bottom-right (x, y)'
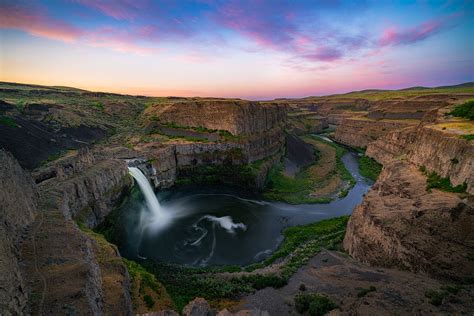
top-left (117, 151), bottom-right (371, 266)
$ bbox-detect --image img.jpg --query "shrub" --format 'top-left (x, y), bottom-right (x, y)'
top-left (143, 295), bottom-right (155, 309)
top-left (358, 156), bottom-right (382, 181)
top-left (426, 172), bottom-right (467, 193)
top-left (294, 293), bottom-right (338, 316)
top-left (0, 116), bottom-right (18, 128)
top-left (460, 134), bottom-right (474, 141)
top-left (448, 100), bottom-right (474, 120)
top-left (357, 286), bottom-right (376, 298)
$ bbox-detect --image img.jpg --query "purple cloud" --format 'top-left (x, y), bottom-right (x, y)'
top-left (379, 15), bottom-right (458, 46)
top-left (0, 1), bottom-right (83, 42)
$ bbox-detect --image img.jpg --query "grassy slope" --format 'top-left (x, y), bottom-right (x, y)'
top-left (263, 135), bottom-right (355, 203)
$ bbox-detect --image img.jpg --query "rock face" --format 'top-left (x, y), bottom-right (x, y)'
top-left (11, 148), bottom-right (134, 315)
top-left (367, 100), bottom-right (447, 120)
top-left (343, 160), bottom-right (474, 280)
top-left (139, 100), bottom-right (287, 190)
top-left (0, 149), bottom-right (38, 315)
top-left (366, 125), bottom-right (474, 194)
top-left (145, 100), bottom-right (287, 135)
top-left (33, 148), bottom-right (132, 227)
top-left (334, 118), bottom-right (416, 148)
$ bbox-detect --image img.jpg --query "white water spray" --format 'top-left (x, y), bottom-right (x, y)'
top-left (128, 167), bottom-right (163, 216)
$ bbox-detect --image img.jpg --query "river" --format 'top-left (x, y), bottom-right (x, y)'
top-left (117, 150), bottom-right (371, 267)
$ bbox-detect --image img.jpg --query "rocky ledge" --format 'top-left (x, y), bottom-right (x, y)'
top-left (366, 125), bottom-right (474, 194)
top-left (344, 160), bottom-right (474, 281)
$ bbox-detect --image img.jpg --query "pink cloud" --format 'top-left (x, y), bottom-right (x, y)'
top-left (0, 2), bottom-right (83, 42)
top-left (84, 27), bottom-right (160, 55)
top-left (75, 0), bottom-right (150, 20)
top-left (379, 15), bottom-right (457, 46)
top-left (0, 2), bottom-right (158, 55)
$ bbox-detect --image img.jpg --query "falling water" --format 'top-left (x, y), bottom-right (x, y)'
top-left (128, 167), bottom-right (164, 219)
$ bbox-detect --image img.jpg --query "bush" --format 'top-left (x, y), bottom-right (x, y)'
top-left (294, 293), bottom-right (338, 316)
top-left (460, 134), bottom-right (474, 141)
top-left (426, 171), bottom-right (467, 193)
top-left (143, 295), bottom-right (155, 309)
top-left (357, 286), bottom-right (376, 298)
top-left (448, 100), bottom-right (474, 120)
top-left (358, 156), bottom-right (382, 181)
top-left (0, 116), bottom-right (18, 128)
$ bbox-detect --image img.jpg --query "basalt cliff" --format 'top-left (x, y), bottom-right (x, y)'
top-left (1, 82), bottom-right (473, 315)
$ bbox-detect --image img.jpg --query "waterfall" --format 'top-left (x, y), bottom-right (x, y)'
top-left (128, 167), bottom-right (164, 219)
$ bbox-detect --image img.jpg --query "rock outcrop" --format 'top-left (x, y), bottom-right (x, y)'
top-left (145, 100), bottom-right (287, 135)
top-left (366, 125), bottom-right (474, 194)
top-left (334, 117), bottom-right (416, 148)
top-left (0, 149), bottom-right (38, 315)
top-left (33, 149), bottom-right (132, 227)
top-left (343, 160), bottom-right (474, 280)
top-left (10, 148), bottom-right (134, 315)
top-left (138, 100), bottom-right (287, 189)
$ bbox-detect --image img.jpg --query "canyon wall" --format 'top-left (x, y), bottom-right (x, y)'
top-left (344, 160), bottom-right (474, 280)
top-left (140, 100), bottom-right (287, 189)
top-left (334, 118), bottom-right (416, 148)
top-left (145, 100), bottom-right (287, 135)
top-left (33, 149), bottom-right (132, 227)
top-left (0, 148), bottom-right (134, 315)
top-left (0, 150), bottom-right (38, 314)
top-left (366, 125), bottom-right (474, 194)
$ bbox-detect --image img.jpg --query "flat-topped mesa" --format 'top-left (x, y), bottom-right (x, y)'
top-left (144, 99), bottom-right (287, 135)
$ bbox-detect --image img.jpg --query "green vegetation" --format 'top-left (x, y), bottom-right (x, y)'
top-left (420, 167), bottom-right (467, 193)
top-left (244, 216), bottom-right (348, 274)
top-left (263, 136), bottom-right (355, 204)
top-left (0, 115), bottom-right (18, 128)
top-left (448, 100), bottom-right (474, 120)
top-left (161, 133), bottom-right (211, 143)
top-left (357, 286), bottom-right (376, 298)
top-left (90, 101), bottom-right (105, 110)
top-left (133, 216), bottom-right (348, 311)
top-left (123, 258), bottom-right (174, 311)
top-left (358, 156), bottom-right (382, 181)
top-left (263, 164), bottom-right (331, 204)
top-left (460, 134), bottom-right (474, 141)
top-left (157, 122), bottom-right (241, 141)
top-left (294, 293), bottom-right (338, 315)
top-left (143, 295), bottom-right (155, 309)
top-left (425, 285), bottom-right (463, 306)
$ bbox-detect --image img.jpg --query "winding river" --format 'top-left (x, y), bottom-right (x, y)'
top-left (117, 150), bottom-right (371, 267)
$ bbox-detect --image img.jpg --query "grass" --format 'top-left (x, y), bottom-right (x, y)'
top-left (460, 134), bottom-right (474, 141)
top-left (158, 122), bottom-right (241, 141)
top-left (294, 293), bottom-right (338, 316)
top-left (245, 216), bottom-right (348, 272)
top-left (420, 167), bottom-right (467, 193)
top-left (123, 258), bottom-right (174, 312)
top-left (424, 285), bottom-right (463, 306)
top-left (448, 100), bottom-right (474, 120)
top-left (357, 286), bottom-right (377, 298)
top-left (133, 216), bottom-right (348, 311)
top-left (358, 155), bottom-right (382, 181)
top-left (0, 115), bottom-right (18, 128)
top-left (263, 135), bottom-right (355, 204)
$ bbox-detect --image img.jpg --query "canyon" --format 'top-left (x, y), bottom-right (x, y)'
top-left (1, 82), bottom-right (473, 315)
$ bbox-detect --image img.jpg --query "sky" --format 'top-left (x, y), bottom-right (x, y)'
top-left (0, 0), bottom-right (473, 99)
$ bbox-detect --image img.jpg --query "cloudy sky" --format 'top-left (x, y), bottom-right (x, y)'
top-left (1, 0), bottom-right (473, 99)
